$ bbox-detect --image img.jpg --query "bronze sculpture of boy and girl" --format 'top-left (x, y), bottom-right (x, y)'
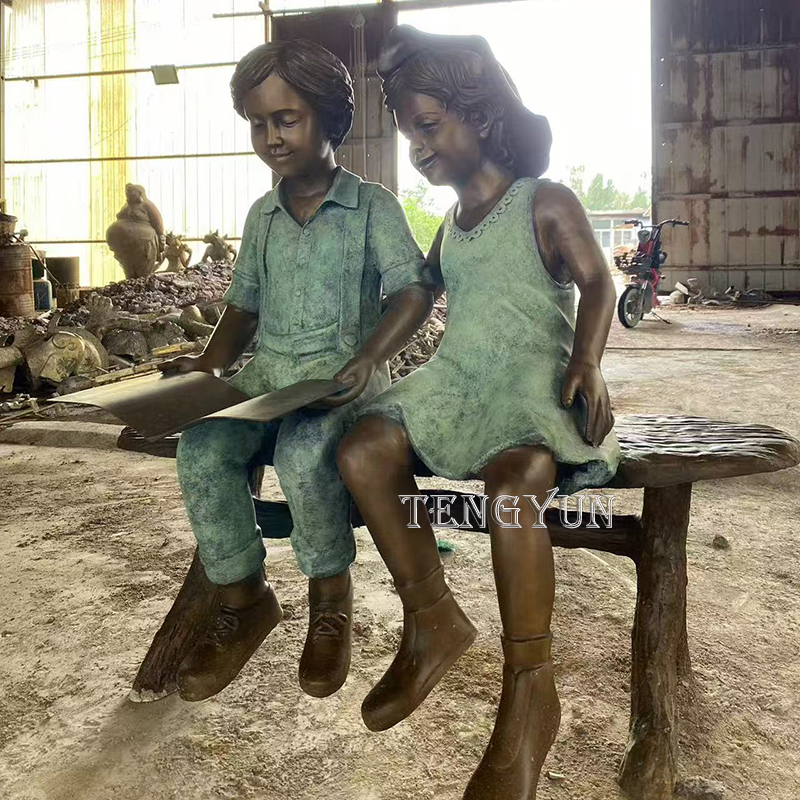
top-left (159, 27), bottom-right (620, 800)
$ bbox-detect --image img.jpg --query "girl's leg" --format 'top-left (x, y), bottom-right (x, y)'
top-left (337, 414), bottom-right (477, 730)
top-left (463, 445), bottom-right (561, 800)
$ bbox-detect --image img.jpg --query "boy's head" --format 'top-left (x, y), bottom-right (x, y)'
top-left (231, 40), bottom-right (354, 178)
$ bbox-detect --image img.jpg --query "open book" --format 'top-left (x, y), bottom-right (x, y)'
top-left (49, 372), bottom-right (345, 441)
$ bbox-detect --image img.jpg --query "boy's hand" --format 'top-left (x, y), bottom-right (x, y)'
top-left (315, 355), bottom-right (378, 408)
top-left (561, 360), bottom-right (615, 447)
top-left (158, 353), bottom-right (222, 378)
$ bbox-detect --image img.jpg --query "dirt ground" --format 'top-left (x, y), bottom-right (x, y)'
top-left (1, 302), bottom-right (800, 800)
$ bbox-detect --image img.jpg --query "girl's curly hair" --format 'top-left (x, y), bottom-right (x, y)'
top-left (231, 40), bottom-right (354, 150)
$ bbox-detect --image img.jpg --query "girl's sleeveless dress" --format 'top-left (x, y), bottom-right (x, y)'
top-left (360, 178), bottom-right (620, 495)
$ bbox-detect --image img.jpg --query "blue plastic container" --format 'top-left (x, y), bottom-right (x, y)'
top-left (33, 276), bottom-right (54, 311)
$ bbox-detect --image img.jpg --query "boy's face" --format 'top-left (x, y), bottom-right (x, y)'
top-left (244, 73), bottom-right (332, 179)
top-left (394, 91), bottom-right (482, 188)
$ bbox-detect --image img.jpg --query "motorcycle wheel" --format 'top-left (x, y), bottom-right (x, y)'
top-left (618, 285), bottom-right (644, 328)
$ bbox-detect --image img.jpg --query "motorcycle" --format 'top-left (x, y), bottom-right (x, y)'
top-left (614, 218), bottom-right (689, 328)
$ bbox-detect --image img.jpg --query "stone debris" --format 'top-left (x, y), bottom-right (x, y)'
top-left (675, 776), bottom-right (727, 799)
top-left (58, 260), bottom-right (234, 322)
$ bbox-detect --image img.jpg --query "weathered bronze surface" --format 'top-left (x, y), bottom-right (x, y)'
top-left (49, 372), bottom-right (343, 439)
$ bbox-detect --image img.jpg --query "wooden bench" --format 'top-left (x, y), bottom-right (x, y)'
top-left (120, 415), bottom-right (800, 800)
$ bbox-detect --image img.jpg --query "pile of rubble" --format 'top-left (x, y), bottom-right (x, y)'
top-left (664, 278), bottom-right (774, 308)
top-left (389, 300), bottom-right (446, 381)
top-left (0, 262), bottom-right (233, 401)
top-left (59, 261), bottom-right (234, 322)
top-left (0, 260), bottom-right (446, 406)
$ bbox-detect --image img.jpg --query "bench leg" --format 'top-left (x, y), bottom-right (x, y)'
top-left (618, 482), bottom-right (692, 799)
top-left (129, 548), bottom-right (218, 702)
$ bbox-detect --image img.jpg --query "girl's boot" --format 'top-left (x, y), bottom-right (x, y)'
top-left (462, 634), bottom-right (560, 799)
top-left (362, 564), bottom-right (477, 731)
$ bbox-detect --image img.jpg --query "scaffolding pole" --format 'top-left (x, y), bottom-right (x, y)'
top-left (1, 0), bottom-right (6, 212)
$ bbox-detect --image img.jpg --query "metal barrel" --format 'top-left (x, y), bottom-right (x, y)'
top-left (0, 244), bottom-right (35, 318)
top-left (47, 256), bottom-right (80, 286)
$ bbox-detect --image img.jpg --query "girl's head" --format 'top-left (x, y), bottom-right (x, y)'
top-left (231, 40), bottom-right (354, 178)
top-left (379, 26), bottom-right (551, 187)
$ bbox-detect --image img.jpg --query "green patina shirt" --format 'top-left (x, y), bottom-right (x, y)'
top-left (223, 166), bottom-right (425, 396)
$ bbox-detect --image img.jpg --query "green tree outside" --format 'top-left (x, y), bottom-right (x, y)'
top-left (566, 166), bottom-right (650, 211)
top-left (400, 182), bottom-right (444, 254)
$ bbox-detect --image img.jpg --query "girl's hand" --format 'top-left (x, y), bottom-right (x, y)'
top-left (315, 355), bottom-right (378, 408)
top-left (158, 353), bottom-right (222, 378)
top-left (561, 360), bottom-right (615, 447)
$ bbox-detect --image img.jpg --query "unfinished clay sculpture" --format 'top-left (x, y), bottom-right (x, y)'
top-left (106, 184), bottom-right (166, 279)
top-left (200, 231), bottom-right (237, 264)
top-left (161, 232), bottom-right (193, 272)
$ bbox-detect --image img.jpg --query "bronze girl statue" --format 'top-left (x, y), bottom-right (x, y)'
top-left (338, 26), bottom-right (621, 800)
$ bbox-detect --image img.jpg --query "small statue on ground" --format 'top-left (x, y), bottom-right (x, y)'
top-left (106, 184), bottom-right (166, 279)
top-left (200, 231), bottom-right (237, 264)
top-left (160, 232), bottom-right (193, 272)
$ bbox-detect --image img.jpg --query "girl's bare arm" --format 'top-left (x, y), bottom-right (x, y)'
top-left (534, 182), bottom-right (616, 446)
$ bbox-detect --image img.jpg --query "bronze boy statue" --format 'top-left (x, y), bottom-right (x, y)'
top-left (337, 26), bottom-right (621, 800)
top-left (160, 40), bottom-right (433, 702)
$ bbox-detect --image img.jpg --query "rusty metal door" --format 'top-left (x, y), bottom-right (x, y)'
top-left (652, 0), bottom-right (800, 292)
top-left (271, 4), bottom-right (398, 193)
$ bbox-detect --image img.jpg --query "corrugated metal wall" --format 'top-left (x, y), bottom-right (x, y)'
top-left (4, 0), bottom-right (264, 286)
top-left (272, 3), bottom-right (398, 193)
top-left (653, 0), bottom-right (800, 292)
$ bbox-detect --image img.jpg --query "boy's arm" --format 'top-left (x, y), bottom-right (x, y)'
top-left (159, 305), bottom-right (258, 377)
top-left (323, 283), bottom-right (434, 406)
top-left (320, 186), bottom-right (434, 408)
top-left (534, 182), bottom-right (616, 447)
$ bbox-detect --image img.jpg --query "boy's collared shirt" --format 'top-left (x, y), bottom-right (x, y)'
top-left (223, 167), bottom-right (425, 394)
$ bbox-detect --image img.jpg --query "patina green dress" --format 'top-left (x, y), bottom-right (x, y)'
top-left (361, 178), bottom-right (621, 494)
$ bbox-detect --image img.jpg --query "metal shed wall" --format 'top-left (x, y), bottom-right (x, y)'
top-left (653, 0), bottom-right (800, 292)
top-left (272, 4), bottom-right (398, 193)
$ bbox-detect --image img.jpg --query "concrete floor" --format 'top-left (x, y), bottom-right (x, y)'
top-left (1, 301), bottom-right (799, 800)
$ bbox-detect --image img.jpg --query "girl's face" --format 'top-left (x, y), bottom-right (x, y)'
top-left (244, 73), bottom-right (332, 179)
top-left (393, 90), bottom-right (483, 188)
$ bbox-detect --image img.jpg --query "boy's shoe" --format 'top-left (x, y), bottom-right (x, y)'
top-left (177, 583), bottom-right (283, 702)
top-left (299, 573), bottom-right (353, 697)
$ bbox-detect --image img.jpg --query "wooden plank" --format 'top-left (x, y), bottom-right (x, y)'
top-left (609, 415), bottom-right (800, 489)
top-left (115, 415), bottom-right (800, 491)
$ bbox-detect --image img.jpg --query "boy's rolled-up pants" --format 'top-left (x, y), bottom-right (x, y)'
top-left (176, 402), bottom-right (361, 585)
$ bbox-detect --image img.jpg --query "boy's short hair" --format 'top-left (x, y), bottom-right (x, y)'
top-left (231, 40), bottom-right (354, 150)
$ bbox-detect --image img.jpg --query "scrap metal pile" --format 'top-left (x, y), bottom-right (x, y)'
top-left (0, 262), bottom-right (233, 407)
top-left (389, 300), bottom-right (446, 380)
top-left (0, 262), bottom-right (447, 412)
top-left (58, 261), bottom-right (235, 320)
top-left (664, 278), bottom-right (775, 308)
